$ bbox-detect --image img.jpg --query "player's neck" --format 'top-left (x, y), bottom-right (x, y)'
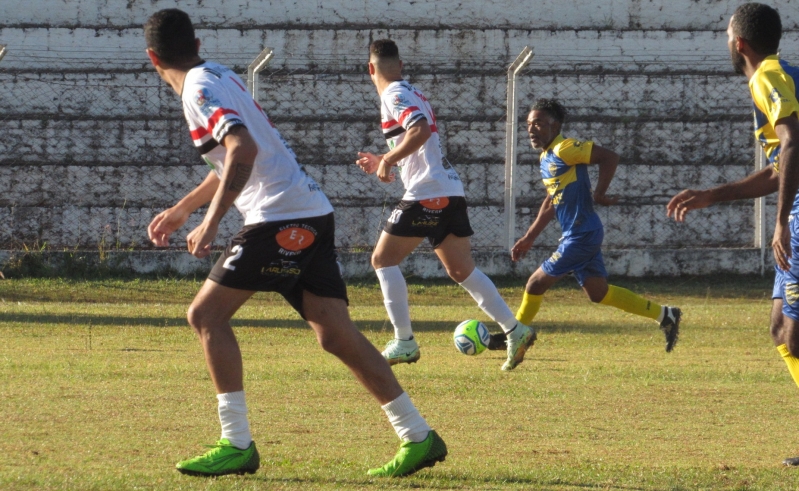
top-left (375, 74), bottom-right (403, 95)
top-left (742, 53), bottom-right (771, 80)
top-left (159, 67), bottom-right (190, 96)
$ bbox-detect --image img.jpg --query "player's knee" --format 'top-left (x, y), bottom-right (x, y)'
top-left (587, 291), bottom-right (605, 303)
top-left (315, 329), bottom-right (343, 354)
top-left (186, 303), bottom-right (210, 333)
top-left (446, 267), bottom-right (470, 284)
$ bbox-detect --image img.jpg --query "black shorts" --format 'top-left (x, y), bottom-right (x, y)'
top-left (208, 213), bottom-right (348, 318)
top-left (383, 196), bottom-right (474, 248)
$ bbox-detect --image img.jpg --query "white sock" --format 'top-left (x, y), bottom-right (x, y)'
top-left (382, 392), bottom-right (431, 443)
top-left (459, 268), bottom-right (518, 332)
top-left (657, 306), bottom-right (666, 324)
top-left (217, 391), bottom-right (252, 450)
top-left (375, 266), bottom-right (413, 340)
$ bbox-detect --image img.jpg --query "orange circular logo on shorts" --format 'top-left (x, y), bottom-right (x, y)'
top-left (420, 197), bottom-right (449, 210)
top-left (276, 227), bottom-right (315, 251)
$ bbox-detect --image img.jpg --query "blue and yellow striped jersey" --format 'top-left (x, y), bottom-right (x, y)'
top-left (539, 134), bottom-right (602, 236)
top-left (750, 55), bottom-right (799, 213)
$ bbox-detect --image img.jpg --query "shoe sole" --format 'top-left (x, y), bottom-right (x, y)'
top-left (502, 330), bottom-right (537, 371)
top-left (398, 453), bottom-right (447, 477)
top-left (177, 467), bottom-right (259, 477)
top-left (386, 351), bottom-right (421, 366)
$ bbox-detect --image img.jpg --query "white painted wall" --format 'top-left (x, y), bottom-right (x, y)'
top-left (1, 0), bottom-right (796, 275)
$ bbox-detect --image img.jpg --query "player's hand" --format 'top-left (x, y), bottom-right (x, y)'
top-left (593, 191), bottom-right (619, 206)
top-left (148, 206), bottom-right (189, 247)
top-left (773, 221), bottom-right (792, 272)
top-left (186, 220), bottom-right (218, 259)
top-left (377, 158), bottom-right (396, 183)
top-left (511, 235), bottom-right (535, 262)
top-left (355, 152), bottom-right (380, 174)
top-left (666, 189), bottom-right (712, 222)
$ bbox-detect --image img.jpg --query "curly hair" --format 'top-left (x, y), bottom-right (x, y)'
top-left (531, 98), bottom-right (567, 124)
top-left (732, 3), bottom-right (781, 55)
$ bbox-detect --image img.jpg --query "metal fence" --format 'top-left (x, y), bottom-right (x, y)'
top-left (0, 44), bottom-right (766, 260)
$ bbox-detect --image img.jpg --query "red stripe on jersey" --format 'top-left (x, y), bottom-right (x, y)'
top-left (430, 123), bottom-right (437, 133)
top-left (398, 106), bottom-right (420, 125)
top-left (190, 126), bottom-right (209, 140)
top-left (382, 119), bottom-right (399, 129)
top-left (229, 76), bottom-right (246, 92)
top-left (207, 108), bottom-right (240, 135)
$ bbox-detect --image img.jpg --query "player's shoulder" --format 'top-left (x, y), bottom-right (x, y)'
top-left (553, 136), bottom-right (591, 153)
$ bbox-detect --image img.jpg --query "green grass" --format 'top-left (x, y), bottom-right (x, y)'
top-left (0, 275), bottom-right (796, 490)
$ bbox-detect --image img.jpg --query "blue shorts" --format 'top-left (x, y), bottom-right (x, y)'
top-left (772, 216), bottom-right (799, 321)
top-left (541, 228), bottom-right (607, 286)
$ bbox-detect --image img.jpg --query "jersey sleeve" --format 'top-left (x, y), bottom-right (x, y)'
top-left (554, 138), bottom-right (594, 166)
top-left (751, 70), bottom-right (799, 128)
top-left (184, 79), bottom-right (246, 146)
top-left (382, 85), bottom-right (427, 131)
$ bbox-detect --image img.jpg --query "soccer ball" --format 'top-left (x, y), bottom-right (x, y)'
top-left (453, 320), bottom-right (491, 355)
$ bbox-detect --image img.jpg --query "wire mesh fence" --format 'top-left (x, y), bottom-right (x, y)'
top-left (0, 45), bottom-right (767, 257)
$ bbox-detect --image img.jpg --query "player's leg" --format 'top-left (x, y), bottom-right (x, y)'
top-left (769, 258), bottom-right (799, 465)
top-left (372, 230), bottom-right (425, 364)
top-left (581, 275), bottom-right (681, 352)
top-left (434, 233), bottom-right (537, 370)
top-left (176, 279), bottom-right (260, 476)
top-left (434, 234), bottom-right (520, 333)
top-left (301, 291), bottom-right (447, 477)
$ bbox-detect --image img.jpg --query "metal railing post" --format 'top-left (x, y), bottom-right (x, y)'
top-left (247, 48), bottom-right (275, 102)
top-left (504, 46), bottom-right (534, 251)
top-left (754, 140), bottom-right (767, 276)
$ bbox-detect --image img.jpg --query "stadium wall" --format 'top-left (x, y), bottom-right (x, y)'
top-left (2, 1), bottom-right (797, 277)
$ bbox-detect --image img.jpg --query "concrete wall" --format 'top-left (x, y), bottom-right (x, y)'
top-left (1, 0), bottom-right (796, 276)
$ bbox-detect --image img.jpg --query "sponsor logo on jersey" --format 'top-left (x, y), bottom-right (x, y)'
top-left (194, 88), bottom-right (221, 117)
top-left (786, 283), bottom-right (799, 306)
top-left (261, 260), bottom-right (301, 276)
top-left (392, 94), bottom-right (410, 108)
top-left (420, 197), bottom-right (449, 211)
top-left (770, 87), bottom-right (784, 104)
top-left (276, 224), bottom-right (317, 255)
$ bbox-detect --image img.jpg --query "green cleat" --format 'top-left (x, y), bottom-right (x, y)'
top-left (175, 438), bottom-right (260, 476)
top-left (367, 430), bottom-right (447, 477)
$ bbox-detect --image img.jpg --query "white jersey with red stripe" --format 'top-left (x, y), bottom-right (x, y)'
top-left (182, 61), bottom-right (332, 225)
top-left (381, 80), bottom-right (464, 201)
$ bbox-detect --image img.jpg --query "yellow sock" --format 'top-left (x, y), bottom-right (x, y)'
top-left (516, 291), bottom-right (543, 325)
top-left (599, 285), bottom-right (661, 321)
top-left (778, 344), bottom-right (799, 389)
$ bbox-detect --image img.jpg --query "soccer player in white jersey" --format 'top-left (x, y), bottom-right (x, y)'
top-left (144, 10), bottom-right (447, 478)
top-left (356, 39), bottom-right (535, 371)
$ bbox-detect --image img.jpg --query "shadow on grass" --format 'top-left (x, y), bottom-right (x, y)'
top-left (249, 473), bottom-right (651, 491)
top-left (0, 312), bottom-right (653, 336)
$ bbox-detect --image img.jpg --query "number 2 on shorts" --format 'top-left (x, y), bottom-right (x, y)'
top-left (222, 245), bottom-right (243, 270)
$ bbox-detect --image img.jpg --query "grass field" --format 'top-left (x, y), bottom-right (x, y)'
top-left (2, 275), bottom-right (798, 490)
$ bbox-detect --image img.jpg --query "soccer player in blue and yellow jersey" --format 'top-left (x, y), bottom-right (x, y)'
top-left (506, 99), bottom-right (682, 353)
top-left (667, 3), bottom-right (799, 466)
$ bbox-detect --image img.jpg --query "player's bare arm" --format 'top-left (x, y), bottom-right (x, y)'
top-left (356, 118), bottom-right (433, 182)
top-left (148, 171), bottom-right (220, 247)
top-left (511, 194), bottom-right (555, 262)
top-left (187, 125), bottom-right (257, 258)
top-left (772, 115), bottom-right (799, 271)
top-left (590, 145), bottom-right (620, 206)
top-left (666, 165), bottom-right (779, 222)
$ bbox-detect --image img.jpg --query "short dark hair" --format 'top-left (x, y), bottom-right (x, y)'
top-left (144, 9), bottom-right (198, 65)
top-left (370, 39), bottom-right (400, 60)
top-left (531, 98), bottom-right (567, 123)
top-left (732, 3), bottom-right (781, 55)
